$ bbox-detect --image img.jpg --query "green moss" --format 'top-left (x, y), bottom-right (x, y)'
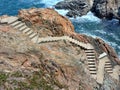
top-left (11, 71), bottom-right (23, 77)
top-left (0, 63), bottom-right (66, 90)
top-left (0, 72), bottom-right (8, 85)
top-left (27, 71), bottom-right (53, 90)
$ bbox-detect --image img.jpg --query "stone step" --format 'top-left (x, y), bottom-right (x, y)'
top-left (105, 62), bottom-right (111, 64)
top-left (106, 71), bottom-right (113, 73)
top-left (19, 26), bottom-right (28, 31)
top-left (89, 68), bottom-right (97, 70)
top-left (1, 16), bottom-right (18, 24)
top-left (90, 73), bottom-right (97, 75)
top-left (31, 35), bottom-right (39, 43)
top-left (89, 70), bottom-right (97, 72)
top-left (88, 62), bottom-right (95, 64)
top-left (88, 59), bottom-right (95, 62)
top-left (105, 68), bottom-right (113, 70)
top-left (105, 61), bottom-right (111, 63)
top-left (14, 23), bottom-right (25, 29)
top-left (87, 58), bottom-right (95, 60)
top-left (88, 63), bottom-right (96, 65)
top-left (87, 55), bottom-right (95, 57)
top-left (22, 28), bottom-right (31, 33)
top-left (88, 60), bottom-right (95, 62)
top-left (88, 65), bottom-right (96, 68)
top-left (87, 56), bottom-right (95, 59)
top-left (7, 17), bottom-right (18, 24)
top-left (85, 52), bottom-right (94, 54)
top-left (90, 71), bottom-right (97, 74)
top-left (86, 52), bottom-right (95, 54)
top-left (105, 63), bottom-right (111, 66)
top-left (105, 65), bottom-right (112, 68)
top-left (29, 33), bottom-right (37, 39)
top-left (85, 49), bottom-right (94, 53)
top-left (26, 30), bottom-right (33, 36)
top-left (10, 21), bottom-right (21, 26)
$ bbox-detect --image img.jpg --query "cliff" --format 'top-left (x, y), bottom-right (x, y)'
top-left (0, 8), bottom-right (120, 90)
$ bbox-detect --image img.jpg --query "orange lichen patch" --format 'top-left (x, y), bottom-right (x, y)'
top-left (19, 8), bottom-right (74, 34)
top-left (18, 8), bottom-right (91, 43)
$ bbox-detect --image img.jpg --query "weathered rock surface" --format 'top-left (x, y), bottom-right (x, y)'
top-left (55, 0), bottom-right (94, 17)
top-left (0, 8), bottom-right (120, 90)
top-left (92, 0), bottom-right (120, 20)
top-left (55, 0), bottom-right (120, 21)
top-left (18, 8), bottom-right (74, 36)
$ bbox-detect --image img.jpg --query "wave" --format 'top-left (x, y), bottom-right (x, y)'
top-left (70, 12), bottom-right (101, 23)
top-left (55, 9), bottom-right (69, 16)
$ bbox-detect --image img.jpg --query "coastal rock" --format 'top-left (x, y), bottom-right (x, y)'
top-left (92, 0), bottom-right (120, 20)
top-left (55, 0), bottom-right (120, 21)
top-left (18, 8), bottom-right (74, 36)
top-left (55, 0), bottom-right (94, 17)
top-left (0, 8), bottom-right (120, 90)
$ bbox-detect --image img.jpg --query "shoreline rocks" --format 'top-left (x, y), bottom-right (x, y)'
top-left (55, 0), bottom-right (94, 17)
top-left (55, 0), bottom-right (120, 21)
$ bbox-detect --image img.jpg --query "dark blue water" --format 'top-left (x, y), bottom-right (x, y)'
top-left (0, 0), bottom-right (120, 57)
top-left (0, 0), bottom-right (45, 15)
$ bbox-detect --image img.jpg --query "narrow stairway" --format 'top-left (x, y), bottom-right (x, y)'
top-left (3, 16), bottom-right (94, 50)
top-left (105, 61), bottom-right (113, 74)
top-left (85, 49), bottom-right (97, 79)
top-left (8, 18), bottom-right (39, 43)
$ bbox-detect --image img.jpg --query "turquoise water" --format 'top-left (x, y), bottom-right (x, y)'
top-left (0, 0), bottom-right (120, 57)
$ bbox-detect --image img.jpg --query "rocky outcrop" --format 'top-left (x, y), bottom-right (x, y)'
top-left (92, 0), bottom-right (120, 20)
top-left (18, 8), bottom-right (74, 36)
top-left (0, 8), bottom-right (120, 90)
top-left (55, 0), bottom-right (94, 17)
top-left (55, 0), bottom-right (120, 21)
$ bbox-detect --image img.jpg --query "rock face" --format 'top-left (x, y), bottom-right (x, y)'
top-left (92, 0), bottom-right (120, 20)
top-left (55, 0), bottom-right (94, 17)
top-left (0, 8), bottom-right (120, 90)
top-left (18, 8), bottom-right (74, 36)
top-left (55, 0), bottom-right (120, 21)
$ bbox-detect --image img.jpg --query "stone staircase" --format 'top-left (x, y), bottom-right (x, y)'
top-left (38, 36), bottom-right (94, 49)
top-left (1, 16), bottom-right (94, 49)
top-left (8, 17), bottom-right (39, 43)
top-left (96, 52), bottom-right (120, 84)
top-left (85, 49), bottom-right (97, 79)
top-left (105, 61), bottom-right (113, 74)
top-left (1, 16), bottom-right (120, 84)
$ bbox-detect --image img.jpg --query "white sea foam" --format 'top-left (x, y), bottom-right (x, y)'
top-left (70, 12), bottom-right (101, 23)
top-left (55, 9), bottom-right (69, 16)
top-left (96, 30), bottom-right (107, 34)
top-left (41, 0), bottom-right (68, 16)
